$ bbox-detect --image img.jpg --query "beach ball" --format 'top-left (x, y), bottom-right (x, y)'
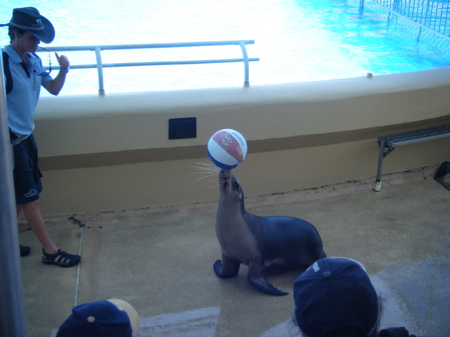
top-left (207, 129), bottom-right (248, 169)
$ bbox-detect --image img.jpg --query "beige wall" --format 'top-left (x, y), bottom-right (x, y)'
top-left (34, 67), bottom-right (450, 216)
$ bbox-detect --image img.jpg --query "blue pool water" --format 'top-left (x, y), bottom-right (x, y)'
top-left (1, 0), bottom-right (449, 95)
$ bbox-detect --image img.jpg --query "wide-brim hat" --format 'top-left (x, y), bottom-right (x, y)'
top-left (1, 7), bottom-right (55, 43)
top-left (293, 257), bottom-right (379, 337)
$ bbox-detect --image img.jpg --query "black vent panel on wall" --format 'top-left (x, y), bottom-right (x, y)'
top-left (168, 117), bottom-right (197, 140)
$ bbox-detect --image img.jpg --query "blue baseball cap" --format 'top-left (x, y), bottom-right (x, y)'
top-left (293, 258), bottom-right (379, 337)
top-left (56, 299), bottom-right (139, 337)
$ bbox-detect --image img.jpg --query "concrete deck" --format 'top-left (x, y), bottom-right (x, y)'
top-left (18, 170), bottom-right (449, 337)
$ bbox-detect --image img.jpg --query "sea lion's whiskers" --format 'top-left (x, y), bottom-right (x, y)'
top-left (208, 181), bottom-right (222, 189)
top-left (189, 162), bottom-right (220, 173)
top-left (189, 162), bottom-right (220, 185)
top-left (190, 174), bottom-right (217, 185)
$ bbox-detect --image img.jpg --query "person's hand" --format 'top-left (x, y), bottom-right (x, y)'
top-left (55, 52), bottom-right (70, 72)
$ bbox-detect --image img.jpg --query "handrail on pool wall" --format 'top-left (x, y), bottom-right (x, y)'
top-left (38, 40), bottom-right (260, 95)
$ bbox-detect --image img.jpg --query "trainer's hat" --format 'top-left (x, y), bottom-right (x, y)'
top-left (0, 7), bottom-right (55, 43)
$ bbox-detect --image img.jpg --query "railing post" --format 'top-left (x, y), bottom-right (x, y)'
top-left (95, 47), bottom-right (105, 95)
top-left (239, 42), bottom-right (250, 87)
top-left (393, 0), bottom-right (401, 12)
top-left (359, 0), bottom-right (365, 16)
top-left (0, 50), bottom-right (27, 337)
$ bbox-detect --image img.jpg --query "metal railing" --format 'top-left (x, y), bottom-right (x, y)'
top-left (359, 0), bottom-right (450, 37)
top-left (39, 40), bottom-right (259, 95)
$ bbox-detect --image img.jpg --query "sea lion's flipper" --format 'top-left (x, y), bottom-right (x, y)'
top-left (214, 256), bottom-right (240, 278)
top-left (248, 276), bottom-right (289, 296)
top-left (247, 260), bottom-right (289, 296)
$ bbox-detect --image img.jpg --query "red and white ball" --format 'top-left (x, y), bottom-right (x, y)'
top-left (207, 129), bottom-right (248, 169)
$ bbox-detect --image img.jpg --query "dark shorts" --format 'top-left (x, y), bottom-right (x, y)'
top-left (12, 134), bottom-right (43, 204)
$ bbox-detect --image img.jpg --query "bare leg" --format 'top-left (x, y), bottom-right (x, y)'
top-left (17, 200), bottom-right (80, 267)
top-left (17, 200), bottom-right (58, 255)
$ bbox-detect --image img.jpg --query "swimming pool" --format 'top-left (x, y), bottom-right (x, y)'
top-left (1, 0), bottom-right (449, 95)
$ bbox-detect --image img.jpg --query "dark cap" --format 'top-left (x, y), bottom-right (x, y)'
top-left (293, 257), bottom-right (379, 337)
top-left (56, 299), bottom-right (140, 337)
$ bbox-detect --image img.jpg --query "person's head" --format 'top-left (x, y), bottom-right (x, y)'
top-left (56, 299), bottom-right (140, 337)
top-left (293, 257), bottom-right (379, 337)
top-left (1, 7), bottom-right (55, 45)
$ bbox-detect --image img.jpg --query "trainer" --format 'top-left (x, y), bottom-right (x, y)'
top-left (1, 7), bottom-right (80, 267)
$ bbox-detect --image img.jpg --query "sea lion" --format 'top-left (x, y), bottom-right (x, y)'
top-left (213, 169), bottom-right (326, 296)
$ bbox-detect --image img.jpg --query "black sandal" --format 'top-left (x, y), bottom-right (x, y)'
top-left (42, 249), bottom-right (81, 267)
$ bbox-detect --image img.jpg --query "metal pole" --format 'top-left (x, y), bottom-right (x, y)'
top-left (239, 42), bottom-right (250, 87)
top-left (0, 52), bottom-right (27, 336)
top-left (95, 47), bottom-right (105, 95)
top-left (375, 140), bottom-right (386, 192)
